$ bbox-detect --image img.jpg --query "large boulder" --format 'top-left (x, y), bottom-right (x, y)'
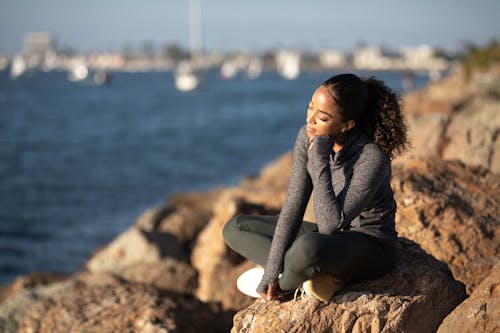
top-left (399, 65), bottom-right (500, 174)
top-left (135, 189), bottom-right (223, 251)
top-left (403, 113), bottom-right (450, 159)
top-left (403, 66), bottom-right (476, 118)
top-left (392, 159), bottom-right (500, 293)
top-left (231, 238), bottom-right (466, 333)
top-left (113, 258), bottom-right (198, 294)
top-left (438, 263), bottom-right (499, 333)
top-left (442, 95), bottom-right (500, 172)
top-left (2, 272), bottom-right (231, 333)
top-left (0, 272), bottom-right (66, 305)
top-left (85, 226), bottom-right (186, 274)
top-left (0, 274), bottom-right (74, 333)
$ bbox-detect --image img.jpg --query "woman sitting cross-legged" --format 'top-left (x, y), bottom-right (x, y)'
top-left (223, 73), bottom-right (409, 302)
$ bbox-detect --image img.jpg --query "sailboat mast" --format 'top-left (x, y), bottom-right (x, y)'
top-left (189, 0), bottom-right (202, 64)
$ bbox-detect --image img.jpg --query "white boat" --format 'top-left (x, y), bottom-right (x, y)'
top-left (67, 61), bottom-right (88, 82)
top-left (276, 51), bottom-right (301, 80)
top-left (220, 56), bottom-right (262, 80)
top-left (175, 61), bottom-right (200, 91)
top-left (10, 55), bottom-right (26, 79)
top-left (175, 0), bottom-right (203, 92)
top-left (246, 58), bottom-right (263, 79)
top-left (220, 61), bottom-right (239, 80)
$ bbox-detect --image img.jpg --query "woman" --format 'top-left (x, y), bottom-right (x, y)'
top-left (223, 73), bottom-right (408, 302)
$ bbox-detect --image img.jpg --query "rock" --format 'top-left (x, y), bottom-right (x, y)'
top-left (438, 263), bottom-right (499, 333)
top-left (403, 66), bottom-right (476, 117)
top-left (0, 275), bottom-right (75, 333)
top-left (0, 272), bottom-right (66, 305)
top-left (113, 258), bottom-right (198, 294)
top-left (136, 189), bottom-right (223, 251)
top-left (9, 272), bottom-right (231, 333)
top-left (442, 96), bottom-right (500, 172)
top-left (191, 190), bottom-right (280, 310)
top-left (85, 226), bottom-right (186, 274)
top-left (231, 238), bottom-right (466, 333)
top-left (16, 273), bottom-right (176, 333)
top-left (398, 113), bottom-right (450, 161)
top-left (399, 65), bottom-right (500, 174)
top-left (392, 159), bottom-right (500, 293)
top-left (156, 205), bottom-right (214, 252)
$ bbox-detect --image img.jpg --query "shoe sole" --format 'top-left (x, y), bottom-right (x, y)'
top-left (236, 267), bottom-right (265, 298)
top-left (302, 273), bottom-right (346, 303)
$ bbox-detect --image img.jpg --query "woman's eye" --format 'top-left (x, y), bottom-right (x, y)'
top-left (319, 117), bottom-right (328, 122)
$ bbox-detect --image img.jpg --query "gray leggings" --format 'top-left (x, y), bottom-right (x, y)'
top-left (223, 215), bottom-right (398, 291)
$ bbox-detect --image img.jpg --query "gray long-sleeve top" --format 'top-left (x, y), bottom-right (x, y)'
top-left (257, 125), bottom-right (398, 292)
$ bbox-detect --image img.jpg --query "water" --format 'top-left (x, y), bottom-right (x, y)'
top-left (0, 68), bottom-right (429, 285)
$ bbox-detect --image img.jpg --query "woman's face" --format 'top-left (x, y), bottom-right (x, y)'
top-left (306, 85), bottom-right (352, 139)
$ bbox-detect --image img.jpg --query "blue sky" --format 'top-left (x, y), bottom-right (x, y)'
top-left (1, 0), bottom-right (499, 53)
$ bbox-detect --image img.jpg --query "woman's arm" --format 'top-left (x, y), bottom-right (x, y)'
top-left (307, 136), bottom-right (389, 234)
top-left (257, 126), bottom-right (313, 293)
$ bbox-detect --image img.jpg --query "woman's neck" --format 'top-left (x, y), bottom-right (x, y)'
top-left (332, 132), bottom-right (348, 153)
top-left (333, 142), bottom-right (343, 153)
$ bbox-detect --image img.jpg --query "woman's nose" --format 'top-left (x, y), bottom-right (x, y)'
top-left (307, 111), bottom-right (316, 124)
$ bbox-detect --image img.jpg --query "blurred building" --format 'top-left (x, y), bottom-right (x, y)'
top-left (400, 45), bottom-right (448, 71)
top-left (23, 31), bottom-right (57, 70)
top-left (353, 45), bottom-right (449, 71)
top-left (319, 50), bottom-right (347, 68)
top-left (353, 46), bottom-right (395, 70)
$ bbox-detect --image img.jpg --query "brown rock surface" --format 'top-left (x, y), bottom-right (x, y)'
top-left (138, 189), bottom-right (223, 250)
top-left (399, 66), bottom-right (500, 174)
top-left (0, 272), bottom-right (66, 305)
top-left (392, 159), bottom-right (500, 293)
top-left (12, 272), bottom-right (231, 333)
top-left (85, 226), bottom-right (186, 274)
top-left (438, 263), bottom-right (499, 333)
top-left (442, 96), bottom-right (500, 172)
top-left (113, 258), bottom-right (198, 294)
top-left (0, 275), bottom-right (76, 333)
top-left (403, 66), bottom-right (477, 117)
top-left (231, 238), bottom-right (466, 333)
top-left (403, 113), bottom-right (450, 159)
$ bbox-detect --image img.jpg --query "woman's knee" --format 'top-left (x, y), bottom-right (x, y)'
top-left (222, 215), bottom-right (240, 246)
top-left (285, 232), bottom-right (324, 270)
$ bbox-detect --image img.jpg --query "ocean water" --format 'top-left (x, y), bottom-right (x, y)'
top-left (0, 68), bottom-right (429, 285)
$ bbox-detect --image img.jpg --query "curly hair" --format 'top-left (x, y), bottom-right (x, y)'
top-left (322, 74), bottom-right (409, 159)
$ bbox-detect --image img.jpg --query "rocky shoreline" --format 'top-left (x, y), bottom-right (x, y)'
top-left (1, 65), bottom-right (499, 332)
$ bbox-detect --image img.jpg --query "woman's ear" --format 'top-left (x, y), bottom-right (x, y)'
top-left (341, 120), bottom-right (356, 133)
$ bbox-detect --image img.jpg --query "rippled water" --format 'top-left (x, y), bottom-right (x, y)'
top-left (0, 68), bottom-right (429, 284)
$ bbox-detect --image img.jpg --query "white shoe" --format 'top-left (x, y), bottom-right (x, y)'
top-left (302, 273), bottom-right (346, 303)
top-left (236, 266), bottom-right (265, 298)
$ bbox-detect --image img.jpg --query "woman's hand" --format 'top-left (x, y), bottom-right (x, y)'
top-left (307, 135), bottom-right (335, 180)
top-left (307, 135), bottom-right (334, 155)
top-left (257, 281), bottom-right (287, 301)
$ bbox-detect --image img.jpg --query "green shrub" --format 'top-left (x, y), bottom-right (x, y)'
top-left (462, 39), bottom-right (500, 79)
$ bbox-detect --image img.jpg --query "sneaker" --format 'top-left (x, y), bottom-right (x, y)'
top-left (302, 273), bottom-right (346, 303)
top-left (236, 266), bottom-right (265, 298)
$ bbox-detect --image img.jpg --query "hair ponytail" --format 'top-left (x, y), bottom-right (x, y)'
top-left (361, 77), bottom-right (409, 159)
top-left (322, 74), bottom-right (409, 159)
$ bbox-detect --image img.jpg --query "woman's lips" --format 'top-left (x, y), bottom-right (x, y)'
top-left (306, 125), bottom-right (315, 133)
